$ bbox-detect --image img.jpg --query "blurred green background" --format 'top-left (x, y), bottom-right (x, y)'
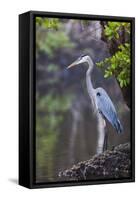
top-left (35, 17), bottom-right (131, 183)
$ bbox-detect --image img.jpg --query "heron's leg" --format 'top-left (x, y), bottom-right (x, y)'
top-left (103, 129), bottom-right (108, 151)
top-left (102, 120), bottom-right (108, 152)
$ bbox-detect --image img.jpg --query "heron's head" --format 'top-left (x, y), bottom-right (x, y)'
top-left (67, 55), bottom-right (90, 69)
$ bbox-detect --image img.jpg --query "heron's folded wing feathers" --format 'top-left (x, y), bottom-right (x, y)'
top-left (96, 90), bottom-right (123, 134)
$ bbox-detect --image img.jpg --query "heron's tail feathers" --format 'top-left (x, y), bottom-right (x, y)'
top-left (114, 119), bottom-right (123, 134)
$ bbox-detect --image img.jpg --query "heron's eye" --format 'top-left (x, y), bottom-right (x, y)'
top-left (97, 92), bottom-right (101, 96)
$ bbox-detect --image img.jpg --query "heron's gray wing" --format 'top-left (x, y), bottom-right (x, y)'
top-left (96, 90), bottom-right (123, 134)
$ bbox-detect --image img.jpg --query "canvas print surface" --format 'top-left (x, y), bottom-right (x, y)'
top-left (35, 17), bottom-right (131, 183)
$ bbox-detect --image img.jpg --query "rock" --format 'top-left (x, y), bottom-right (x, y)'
top-left (59, 143), bottom-right (131, 181)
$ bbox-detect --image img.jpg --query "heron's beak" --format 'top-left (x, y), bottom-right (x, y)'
top-left (67, 60), bottom-right (79, 69)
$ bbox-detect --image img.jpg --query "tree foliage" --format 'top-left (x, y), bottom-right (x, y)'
top-left (38, 31), bottom-right (74, 57)
top-left (96, 22), bottom-right (131, 88)
top-left (36, 17), bottom-right (75, 57)
top-left (36, 17), bottom-right (60, 30)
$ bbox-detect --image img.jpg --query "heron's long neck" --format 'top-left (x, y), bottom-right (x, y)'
top-left (86, 58), bottom-right (97, 111)
top-left (86, 58), bottom-right (94, 97)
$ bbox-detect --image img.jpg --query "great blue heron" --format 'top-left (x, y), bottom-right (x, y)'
top-left (67, 55), bottom-right (123, 154)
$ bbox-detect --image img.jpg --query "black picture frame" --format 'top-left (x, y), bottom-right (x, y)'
top-left (19, 10), bottom-right (135, 189)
